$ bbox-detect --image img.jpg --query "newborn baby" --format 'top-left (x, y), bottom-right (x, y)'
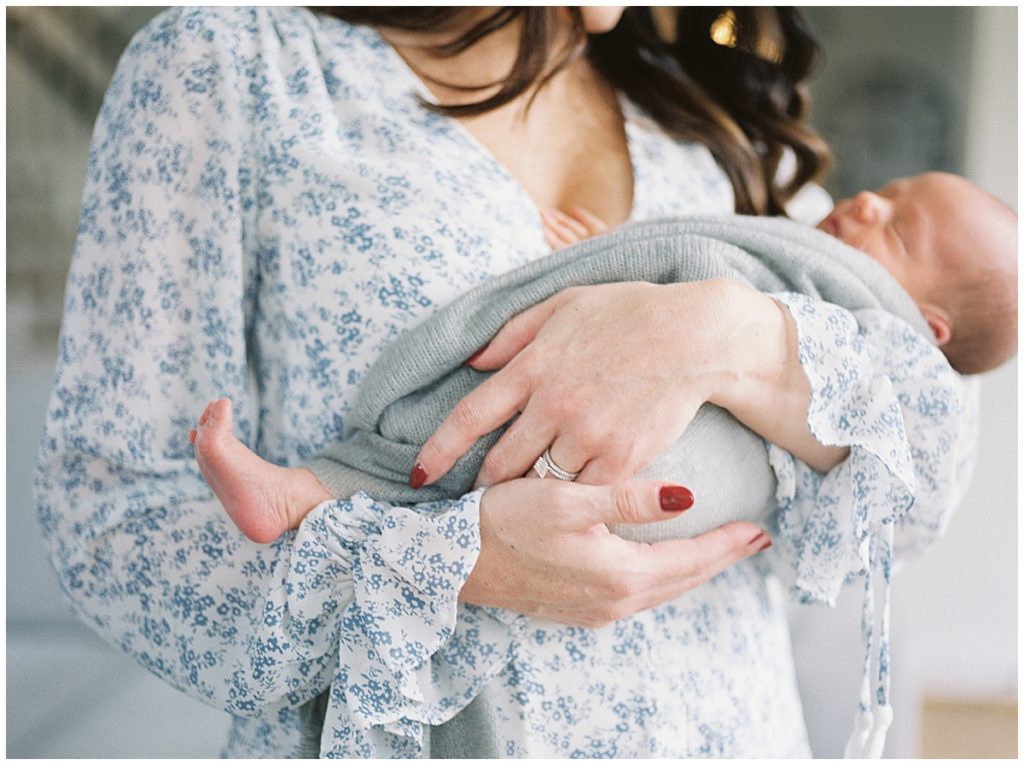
top-left (190, 171), bottom-right (1017, 543)
top-left (545, 171), bottom-right (1017, 376)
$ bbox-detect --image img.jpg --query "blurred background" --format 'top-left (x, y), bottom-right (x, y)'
top-left (6, 6), bottom-right (1017, 758)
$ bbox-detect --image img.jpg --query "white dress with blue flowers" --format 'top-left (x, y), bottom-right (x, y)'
top-left (35, 7), bottom-right (976, 758)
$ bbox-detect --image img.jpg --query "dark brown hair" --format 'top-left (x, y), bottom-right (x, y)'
top-left (314, 7), bottom-right (832, 216)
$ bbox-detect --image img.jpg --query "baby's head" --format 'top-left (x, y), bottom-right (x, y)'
top-left (817, 172), bottom-right (1018, 374)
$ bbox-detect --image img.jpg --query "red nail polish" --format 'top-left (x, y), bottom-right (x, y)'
top-left (409, 463), bottom-right (428, 489)
top-left (659, 485), bottom-right (694, 512)
top-left (465, 343), bottom-right (489, 366)
top-left (747, 531), bottom-right (766, 546)
top-left (756, 538), bottom-right (772, 553)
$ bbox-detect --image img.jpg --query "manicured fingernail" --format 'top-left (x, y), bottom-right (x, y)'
top-left (659, 485), bottom-right (694, 512)
top-left (409, 462), bottom-right (428, 489)
top-left (465, 343), bottom-right (489, 366)
top-left (747, 531), bottom-right (767, 546)
top-left (756, 537), bottom-right (772, 553)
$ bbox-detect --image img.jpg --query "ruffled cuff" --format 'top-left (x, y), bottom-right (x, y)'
top-left (767, 293), bottom-right (920, 606)
top-left (289, 489), bottom-right (518, 757)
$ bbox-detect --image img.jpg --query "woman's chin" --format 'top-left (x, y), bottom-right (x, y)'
top-left (581, 6), bottom-right (627, 34)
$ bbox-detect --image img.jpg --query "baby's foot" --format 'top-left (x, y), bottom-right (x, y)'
top-left (190, 398), bottom-right (331, 543)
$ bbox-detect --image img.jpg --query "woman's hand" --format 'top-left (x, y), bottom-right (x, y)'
top-left (418, 280), bottom-right (737, 486)
top-left (462, 477), bottom-right (771, 626)
top-left (412, 278), bottom-right (847, 488)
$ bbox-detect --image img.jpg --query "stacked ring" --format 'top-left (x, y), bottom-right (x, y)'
top-left (532, 448), bottom-right (581, 481)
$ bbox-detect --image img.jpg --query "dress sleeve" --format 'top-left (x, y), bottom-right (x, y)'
top-left (763, 292), bottom-right (976, 605)
top-left (33, 8), bottom-right (511, 752)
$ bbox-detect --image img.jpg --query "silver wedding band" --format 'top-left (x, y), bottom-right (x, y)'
top-left (532, 448), bottom-right (580, 481)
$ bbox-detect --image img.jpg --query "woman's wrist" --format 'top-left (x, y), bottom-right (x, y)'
top-left (703, 280), bottom-right (793, 410)
top-left (696, 280), bottom-right (848, 473)
top-left (654, 278), bottom-right (783, 409)
top-left (649, 279), bottom-right (752, 405)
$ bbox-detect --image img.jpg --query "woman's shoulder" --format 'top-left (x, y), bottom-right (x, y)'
top-left (117, 7), bottom-right (394, 101)
top-left (127, 7), bottom-right (385, 66)
top-left (123, 7), bottom-right (259, 59)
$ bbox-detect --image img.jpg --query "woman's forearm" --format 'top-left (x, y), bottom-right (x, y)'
top-left (701, 279), bottom-right (849, 473)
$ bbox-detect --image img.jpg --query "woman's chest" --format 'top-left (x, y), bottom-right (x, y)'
top-left (457, 88), bottom-right (635, 227)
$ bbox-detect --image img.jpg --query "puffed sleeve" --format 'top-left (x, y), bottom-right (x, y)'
top-left (33, 8), bottom-right (513, 756)
top-left (763, 293), bottom-right (975, 605)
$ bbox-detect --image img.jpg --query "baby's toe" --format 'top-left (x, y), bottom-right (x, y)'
top-left (198, 402), bottom-right (213, 426)
top-left (209, 397), bottom-right (233, 428)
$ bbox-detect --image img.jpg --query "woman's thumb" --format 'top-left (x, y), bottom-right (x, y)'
top-left (590, 481), bottom-right (695, 527)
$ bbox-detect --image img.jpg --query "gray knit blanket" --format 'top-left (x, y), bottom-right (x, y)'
top-left (307, 215), bottom-right (930, 544)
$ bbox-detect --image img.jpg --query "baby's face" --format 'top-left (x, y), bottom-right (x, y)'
top-left (819, 173), bottom-right (1017, 366)
top-left (816, 175), bottom-right (942, 304)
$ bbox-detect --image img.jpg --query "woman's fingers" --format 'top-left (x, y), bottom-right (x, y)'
top-left (573, 453), bottom-right (644, 485)
top-left (640, 521), bottom-right (770, 588)
top-left (474, 409), bottom-right (558, 487)
top-left (464, 292), bottom-right (566, 372)
top-left (421, 290), bottom-right (579, 485)
top-left (414, 370), bottom-right (531, 486)
top-left (538, 438), bottom-right (589, 480)
top-left (462, 477), bottom-right (769, 626)
top-left (573, 522), bottom-right (770, 627)
top-left (607, 528), bottom-right (767, 624)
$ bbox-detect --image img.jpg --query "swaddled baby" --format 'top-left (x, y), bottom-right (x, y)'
top-left (189, 171), bottom-right (1017, 544)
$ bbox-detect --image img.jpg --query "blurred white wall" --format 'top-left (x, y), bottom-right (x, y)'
top-left (891, 4), bottom-right (1018, 754)
top-left (791, 6), bottom-right (1017, 758)
top-left (964, 7), bottom-right (1018, 204)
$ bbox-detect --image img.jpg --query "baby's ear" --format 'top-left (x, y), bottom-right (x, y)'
top-left (921, 303), bottom-right (952, 346)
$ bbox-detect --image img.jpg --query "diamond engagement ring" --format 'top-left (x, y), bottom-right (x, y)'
top-left (532, 448), bottom-right (580, 481)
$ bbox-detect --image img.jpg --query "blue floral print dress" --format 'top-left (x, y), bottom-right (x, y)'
top-left (35, 7), bottom-right (977, 758)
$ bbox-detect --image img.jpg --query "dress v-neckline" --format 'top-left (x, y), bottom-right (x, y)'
top-left (369, 24), bottom-right (643, 228)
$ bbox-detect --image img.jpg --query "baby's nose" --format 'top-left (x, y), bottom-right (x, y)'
top-left (850, 191), bottom-right (881, 223)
